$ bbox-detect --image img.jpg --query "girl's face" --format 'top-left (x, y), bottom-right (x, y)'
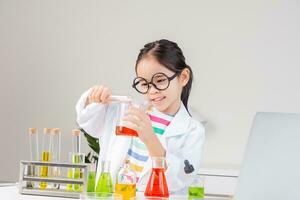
top-left (136, 56), bottom-right (189, 115)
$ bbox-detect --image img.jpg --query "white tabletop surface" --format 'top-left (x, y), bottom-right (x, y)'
top-left (0, 185), bottom-right (73, 200)
top-left (0, 184), bottom-right (230, 200)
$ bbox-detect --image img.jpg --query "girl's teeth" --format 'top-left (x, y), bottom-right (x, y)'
top-left (154, 97), bottom-right (164, 102)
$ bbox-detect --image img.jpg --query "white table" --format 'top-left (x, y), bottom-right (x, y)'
top-left (0, 185), bottom-right (74, 200)
top-left (0, 184), bottom-right (230, 200)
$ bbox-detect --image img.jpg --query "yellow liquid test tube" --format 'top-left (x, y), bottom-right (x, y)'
top-left (40, 128), bottom-right (52, 189)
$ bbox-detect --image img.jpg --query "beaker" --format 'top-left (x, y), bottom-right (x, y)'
top-left (144, 157), bottom-right (169, 198)
top-left (114, 96), bottom-right (138, 137)
top-left (87, 162), bottom-right (96, 192)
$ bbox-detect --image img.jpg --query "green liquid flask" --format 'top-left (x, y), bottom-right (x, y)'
top-left (96, 160), bottom-right (113, 195)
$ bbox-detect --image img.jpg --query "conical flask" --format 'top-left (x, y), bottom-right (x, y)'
top-left (144, 157), bottom-right (169, 198)
top-left (96, 160), bottom-right (113, 193)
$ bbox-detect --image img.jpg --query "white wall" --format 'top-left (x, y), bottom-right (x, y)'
top-left (0, 0), bottom-right (299, 181)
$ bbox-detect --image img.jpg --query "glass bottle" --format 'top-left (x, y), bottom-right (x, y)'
top-left (144, 157), bottom-right (169, 198)
top-left (184, 160), bottom-right (205, 199)
top-left (115, 160), bottom-right (136, 200)
top-left (188, 175), bottom-right (205, 199)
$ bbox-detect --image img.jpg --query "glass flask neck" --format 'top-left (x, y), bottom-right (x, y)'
top-left (101, 161), bottom-right (111, 173)
top-left (151, 157), bottom-right (166, 169)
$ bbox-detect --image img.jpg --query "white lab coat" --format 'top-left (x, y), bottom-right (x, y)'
top-left (76, 89), bottom-right (205, 194)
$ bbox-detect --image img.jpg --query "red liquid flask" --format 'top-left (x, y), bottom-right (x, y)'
top-left (144, 157), bottom-right (169, 198)
top-left (115, 126), bottom-right (138, 137)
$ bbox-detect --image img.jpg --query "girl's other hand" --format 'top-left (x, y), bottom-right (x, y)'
top-left (123, 106), bottom-right (166, 157)
top-left (85, 85), bottom-right (112, 107)
top-left (123, 106), bottom-right (154, 143)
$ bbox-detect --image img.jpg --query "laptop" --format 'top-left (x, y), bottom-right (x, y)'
top-left (234, 112), bottom-right (300, 200)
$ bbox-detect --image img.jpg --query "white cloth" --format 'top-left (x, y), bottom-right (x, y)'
top-left (76, 89), bottom-right (205, 194)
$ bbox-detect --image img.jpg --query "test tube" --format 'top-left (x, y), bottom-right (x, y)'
top-left (29, 128), bottom-right (39, 161)
top-left (27, 128), bottom-right (39, 188)
top-left (51, 128), bottom-right (61, 189)
top-left (67, 129), bottom-right (83, 191)
top-left (40, 128), bottom-right (52, 189)
top-left (72, 129), bottom-right (81, 153)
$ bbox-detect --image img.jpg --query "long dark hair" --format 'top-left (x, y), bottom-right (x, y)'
top-left (135, 39), bottom-right (193, 114)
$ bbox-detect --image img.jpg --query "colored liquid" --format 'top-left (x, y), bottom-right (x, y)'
top-left (73, 168), bottom-right (83, 191)
top-left (40, 151), bottom-right (50, 189)
top-left (66, 169), bottom-right (73, 191)
top-left (72, 154), bottom-right (82, 163)
top-left (188, 186), bottom-right (205, 199)
top-left (115, 183), bottom-right (136, 200)
top-left (96, 172), bottom-right (113, 193)
top-left (87, 171), bottom-right (96, 192)
top-left (67, 154), bottom-right (83, 191)
top-left (67, 169), bottom-right (82, 192)
top-left (115, 126), bottom-right (138, 137)
top-left (144, 168), bottom-right (169, 198)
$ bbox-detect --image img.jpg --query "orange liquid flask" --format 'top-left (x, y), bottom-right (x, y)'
top-left (144, 157), bottom-right (169, 198)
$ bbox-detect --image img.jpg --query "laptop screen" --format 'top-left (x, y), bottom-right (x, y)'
top-left (234, 112), bottom-right (300, 200)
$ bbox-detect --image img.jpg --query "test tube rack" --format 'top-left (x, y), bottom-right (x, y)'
top-left (19, 160), bottom-right (89, 199)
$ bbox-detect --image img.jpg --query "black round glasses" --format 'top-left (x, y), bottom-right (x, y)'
top-left (132, 72), bottom-right (180, 94)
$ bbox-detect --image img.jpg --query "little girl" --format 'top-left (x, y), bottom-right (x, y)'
top-left (76, 39), bottom-right (205, 194)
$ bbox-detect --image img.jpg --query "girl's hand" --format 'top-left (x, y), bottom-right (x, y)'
top-left (123, 106), bottom-right (166, 157)
top-left (85, 85), bottom-right (112, 107)
top-left (123, 106), bottom-right (154, 142)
